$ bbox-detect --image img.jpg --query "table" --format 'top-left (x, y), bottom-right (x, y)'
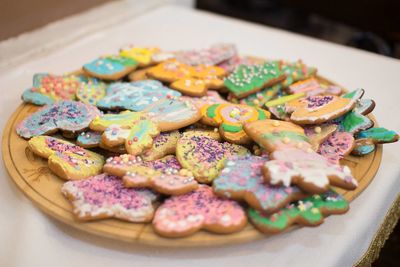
top-left (1, 3), bottom-right (399, 267)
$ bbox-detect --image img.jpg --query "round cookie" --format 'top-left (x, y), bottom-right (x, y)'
top-left (200, 103), bottom-right (270, 144)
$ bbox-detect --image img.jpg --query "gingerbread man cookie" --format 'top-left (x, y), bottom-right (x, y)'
top-left (62, 174), bottom-right (157, 222)
top-left (28, 136), bottom-right (104, 180)
top-left (16, 100), bottom-right (101, 139)
top-left (249, 190), bottom-right (349, 234)
top-left (152, 185), bottom-right (247, 237)
top-left (200, 103), bottom-right (270, 144)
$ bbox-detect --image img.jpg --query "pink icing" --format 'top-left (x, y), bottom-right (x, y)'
top-left (318, 132), bottom-right (354, 164)
top-left (153, 185), bottom-right (245, 236)
top-left (61, 174), bottom-right (157, 222)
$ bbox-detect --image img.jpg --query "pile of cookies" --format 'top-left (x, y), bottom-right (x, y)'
top-left (16, 44), bottom-right (398, 238)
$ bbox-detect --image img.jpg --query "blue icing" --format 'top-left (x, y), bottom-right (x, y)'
top-left (96, 80), bottom-right (181, 111)
top-left (145, 98), bottom-right (197, 123)
top-left (83, 56), bottom-right (137, 76)
top-left (353, 144), bottom-right (375, 155)
top-left (16, 100), bottom-right (97, 138)
top-left (22, 89), bottom-right (54, 105)
top-left (213, 154), bottom-right (302, 211)
top-left (77, 131), bottom-right (101, 146)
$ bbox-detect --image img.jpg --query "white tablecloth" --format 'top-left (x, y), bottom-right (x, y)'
top-left (1, 4), bottom-right (399, 267)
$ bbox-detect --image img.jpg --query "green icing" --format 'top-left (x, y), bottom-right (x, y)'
top-left (342, 88), bottom-right (363, 100)
top-left (241, 84), bottom-right (281, 107)
top-left (257, 109), bottom-right (268, 120)
top-left (262, 131), bottom-right (309, 143)
top-left (249, 190), bottom-right (349, 232)
top-left (108, 56), bottom-right (138, 67)
top-left (206, 104), bottom-right (219, 118)
top-left (224, 62), bottom-right (283, 97)
top-left (341, 111), bottom-right (371, 133)
top-left (356, 127), bottom-right (398, 143)
top-left (280, 61), bottom-right (316, 87)
top-left (221, 123), bottom-right (243, 133)
top-left (352, 144), bottom-right (375, 155)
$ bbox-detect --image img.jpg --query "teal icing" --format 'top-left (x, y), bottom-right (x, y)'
top-left (97, 80), bottom-right (181, 111)
top-left (22, 89), bottom-right (54, 105)
top-left (353, 144), bottom-right (375, 155)
top-left (83, 56), bottom-right (137, 76)
top-left (356, 127), bottom-right (398, 143)
top-left (145, 98), bottom-right (197, 123)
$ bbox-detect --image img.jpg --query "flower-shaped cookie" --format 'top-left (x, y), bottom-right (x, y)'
top-left (147, 60), bottom-right (226, 97)
top-left (28, 136), bottom-right (104, 180)
top-left (152, 185), bottom-right (247, 237)
top-left (16, 100), bottom-right (101, 139)
top-left (22, 73), bottom-right (87, 105)
top-left (62, 174), bottom-right (157, 222)
top-left (213, 155), bottom-right (306, 212)
top-left (249, 190), bottom-right (349, 234)
top-left (201, 103), bottom-right (270, 144)
top-left (96, 80), bottom-right (181, 111)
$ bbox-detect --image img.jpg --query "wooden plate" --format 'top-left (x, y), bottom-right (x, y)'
top-left (2, 88), bottom-right (382, 247)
